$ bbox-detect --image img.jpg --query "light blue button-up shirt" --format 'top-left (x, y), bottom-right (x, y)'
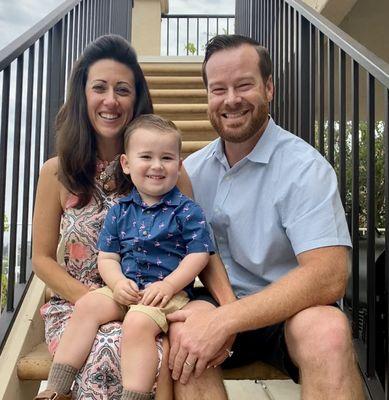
top-left (184, 118), bottom-right (351, 298)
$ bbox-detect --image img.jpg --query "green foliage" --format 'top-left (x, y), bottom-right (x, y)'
top-left (1, 261), bottom-right (8, 312)
top-left (315, 121), bottom-right (385, 229)
top-left (184, 42), bottom-right (197, 55)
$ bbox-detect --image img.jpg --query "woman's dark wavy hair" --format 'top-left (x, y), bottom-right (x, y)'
top-left (56, 34), bottom-right (153, 207)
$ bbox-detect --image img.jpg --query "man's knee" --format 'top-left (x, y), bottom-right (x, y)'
top-left (174, 366), bottom-right (227, 400)
top-left (169, 300), bottom-right (216, 343)
top-left (285, 305), bottom-right (353, 365)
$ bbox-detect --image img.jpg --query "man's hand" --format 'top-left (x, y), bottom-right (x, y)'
top-left (167, 307), bottom-right (229, 384)
top-left (113, 278), bottom-right (140, 305)
top-left (140, 280), bottom-right (175, 307)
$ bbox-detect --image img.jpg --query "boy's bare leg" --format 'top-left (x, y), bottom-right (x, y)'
top-left (54, 292), bottom-right (124, 368)
top-left (121, 311), bottom-right (162, 392)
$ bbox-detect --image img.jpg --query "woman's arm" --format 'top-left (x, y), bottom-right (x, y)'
top-left (32, 157), bottom-right (89, 304)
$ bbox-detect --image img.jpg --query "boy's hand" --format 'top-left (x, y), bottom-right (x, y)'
top-left (113, 278), bottom-right (140, 305)
top-left (140, 280), bottom-right (175, 307)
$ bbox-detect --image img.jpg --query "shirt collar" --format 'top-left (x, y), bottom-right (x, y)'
top-left (207, 117), bottom-right (277, 165)
top-left (118, 186), bottom-right (182, 207)
top-left (246, 117), bottom-right (277, 164)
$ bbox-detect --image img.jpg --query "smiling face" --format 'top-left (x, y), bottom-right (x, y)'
top-left (205, 44), bottom-right (273, 145)
top-left (85, 59), bottom-right (136, 146)
top-left (120, 128), bottom-right (182, 205)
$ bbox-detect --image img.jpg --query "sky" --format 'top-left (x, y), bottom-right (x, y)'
top-left (0, 0), bottom-right (235, 51)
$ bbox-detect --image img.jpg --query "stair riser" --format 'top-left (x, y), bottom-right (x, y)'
top-left (151, 96), bottom-right (207, 104)
top-left (155, 112), bottom-right (207, 120)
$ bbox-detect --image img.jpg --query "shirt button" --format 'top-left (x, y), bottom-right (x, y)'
top-left (146, 210), bottom-right (150, 214)
top-left (142, 231), bottom-right (148, 236)
top-left (137, 247), bottom-right (141, 251)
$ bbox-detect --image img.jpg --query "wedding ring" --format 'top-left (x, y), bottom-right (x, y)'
top-left (226, 348), bottom-right (234, 358)
top-left (184, 360), bottom-right (194, 367)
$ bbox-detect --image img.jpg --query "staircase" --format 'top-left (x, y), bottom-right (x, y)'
top-left (142, 60), bottom-right (215, 157)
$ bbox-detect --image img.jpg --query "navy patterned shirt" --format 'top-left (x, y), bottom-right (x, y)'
top-left (97, 186), bottom-right (214, 297)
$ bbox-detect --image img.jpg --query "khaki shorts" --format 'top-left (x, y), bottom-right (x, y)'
top-left (94, 286), bottom-right (189, 333)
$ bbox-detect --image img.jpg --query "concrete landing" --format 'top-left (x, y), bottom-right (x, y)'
top-left (225, 379), bottom-right (301, 399)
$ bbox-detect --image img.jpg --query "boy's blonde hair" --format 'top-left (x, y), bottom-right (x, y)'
top-left (124, 114), bottom-right (182, 153)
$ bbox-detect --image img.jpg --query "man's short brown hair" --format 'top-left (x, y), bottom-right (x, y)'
top-left (202, 34), bottom-right (272, 87)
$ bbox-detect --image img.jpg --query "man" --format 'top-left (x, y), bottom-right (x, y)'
top-left (167, 34), bottom-right (364, 400)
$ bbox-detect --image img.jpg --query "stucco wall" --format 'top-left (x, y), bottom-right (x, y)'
top-left (339, 0), bottom-right (389, 64)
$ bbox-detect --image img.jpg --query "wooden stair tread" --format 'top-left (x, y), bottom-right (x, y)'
top-left (17, 342), bottom-right (288, 381)
top-left (17, 342), bottom-right (52, 381)
top-left (141, 63), bottom-right (202, 76)
top-left (154, 104), bottom-right (208, 113)
top-left (146, 76), bottom-right (205, 89)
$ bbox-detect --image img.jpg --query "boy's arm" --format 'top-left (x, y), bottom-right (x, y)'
top-left (98, 251), bottom-right (124, 289)
top-left (140, 252), bottom-right (209, 307)
top-left (98, 251), bottom-right (140, 305)
top-left (164, 252), bottom-right (209, 292)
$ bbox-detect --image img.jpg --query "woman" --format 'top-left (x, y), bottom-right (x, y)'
top-left (32, 34), bottom-right (191, 399)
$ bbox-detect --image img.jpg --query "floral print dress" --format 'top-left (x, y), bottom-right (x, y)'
top-left (40, 161), bottom-right (163, 399)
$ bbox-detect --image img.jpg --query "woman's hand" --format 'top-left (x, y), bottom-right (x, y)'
top-left (113, 278), bottom-right (140, 305)
top-left (140, 280), bottom-right (175, 307)
top-left (207, 334), bottom-right (236, 368)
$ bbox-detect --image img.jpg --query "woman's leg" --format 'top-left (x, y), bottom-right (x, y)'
top-left (121, 311), bottom-right (162, 397)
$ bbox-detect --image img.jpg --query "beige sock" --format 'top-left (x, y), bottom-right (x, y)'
top-left (47, 362), bottom-right (77, 394)
top-left (121, 389), bottom-right (155, 400)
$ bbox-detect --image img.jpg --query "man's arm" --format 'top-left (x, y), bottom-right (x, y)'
top-left (199, 253), bottom-right (237, 305)
top-left (169, 245), bottom-right (349, 381)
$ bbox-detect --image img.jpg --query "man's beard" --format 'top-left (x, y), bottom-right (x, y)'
top-left (209, 101), bottom-right (269, 143)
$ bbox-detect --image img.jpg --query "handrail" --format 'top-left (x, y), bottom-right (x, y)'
top-left (287, 0), bottom-right (389, 89)
top-left (0, 0), bottom-right (81, 70)
top-left (161, 13), bottom-right (235, 56)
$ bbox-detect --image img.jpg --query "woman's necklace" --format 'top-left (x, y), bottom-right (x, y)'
top-left (96, 156), bottom-right (119, 192)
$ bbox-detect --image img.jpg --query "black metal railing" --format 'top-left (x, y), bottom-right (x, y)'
top-left (0, 0), bottom-right (133, 352)
top-left (161, 14), bottom-right (235, 56)
top-left (236, 1), bottom-right (389, 399)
